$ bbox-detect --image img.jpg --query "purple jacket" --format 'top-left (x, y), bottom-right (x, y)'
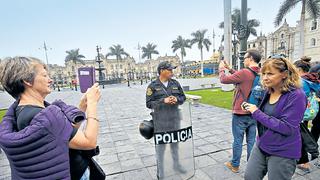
top-left (0, 100), bottom-right (85, 180)
top-left (252, 88), bottom-right (307, 159)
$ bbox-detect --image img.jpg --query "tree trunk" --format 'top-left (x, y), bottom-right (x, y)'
top-left (200, 48), bottom-right (204, 77)
top-left (180, 51), bottom-right (184, 64)
top-left (299, 0), bottom-right (306, 58)
top-left (117, 56), bottom-right (120, 79)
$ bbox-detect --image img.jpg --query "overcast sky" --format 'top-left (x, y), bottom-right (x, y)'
top-left (0, 0), bottom-right (301, 65)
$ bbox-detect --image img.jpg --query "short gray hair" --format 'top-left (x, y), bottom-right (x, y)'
top-left (0, 56), bottom-right (45, 99)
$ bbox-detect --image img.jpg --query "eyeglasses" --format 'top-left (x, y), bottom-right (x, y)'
top-left (268, 54), bottom-right (288, 71)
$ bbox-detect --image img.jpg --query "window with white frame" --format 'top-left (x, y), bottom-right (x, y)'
top-left (311, 20), bottom-right (318, 31)
top-left (311, 38), bottom-right (316, 46)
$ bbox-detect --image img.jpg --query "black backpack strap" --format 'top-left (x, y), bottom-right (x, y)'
top-left (246, 67), bottom-right (258, 77)
top-left (238, 68), bottom-right (258, 102)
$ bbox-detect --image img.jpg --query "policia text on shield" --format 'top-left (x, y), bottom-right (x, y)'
top-left (145, 61), bottom-right (195, 179)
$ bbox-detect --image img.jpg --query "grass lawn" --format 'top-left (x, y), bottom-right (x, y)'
top-left (186, 89), bottom-right (234, 110)
top-left (0, 109), bottom-right (7, 123)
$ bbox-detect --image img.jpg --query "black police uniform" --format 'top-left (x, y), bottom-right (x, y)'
top-left (146, 77), bottom-right (187, 177)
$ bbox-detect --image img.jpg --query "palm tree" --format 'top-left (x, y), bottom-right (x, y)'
top-left (65, 49), bottom-right (85, 76)
top-left (106, 44), bottom-right (129, 78)
top-left (65, 49), bottom-right (85, 91)
top-left (106, 44), bottom-right (129, 60)
top-left (142, 43), bottom-right (159, 60)
top-left (171, 36), bottom-right (191, 63)
top-left (219, 8), bottom-right (260, 42)
top-left (275, 0), bottom-right (320, 57)
top-left (65, 48), bottom-right (86, 65)
top-left (190, 29), bottom-right (211, 77)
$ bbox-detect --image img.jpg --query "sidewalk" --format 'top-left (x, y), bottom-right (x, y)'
top-left (0, 84), bottom-right (320, 179)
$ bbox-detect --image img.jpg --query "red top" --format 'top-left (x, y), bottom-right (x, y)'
top-left (219, 66), bottom-right (260, 115)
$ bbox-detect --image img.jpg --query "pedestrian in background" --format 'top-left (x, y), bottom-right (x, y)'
top-left (294, 56), bottom-right (320, 172)
top-left (219, 49), bottom-right (261, 173)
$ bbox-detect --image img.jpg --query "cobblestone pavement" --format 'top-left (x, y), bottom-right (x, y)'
top-left (1, 83), bottom-right (320, 179)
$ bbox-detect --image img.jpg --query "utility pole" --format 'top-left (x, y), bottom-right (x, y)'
top-left (39, 41), bottom-right (51, 69)
top-left (135, 43), bottom-right (141, 63)
top-left (222, 0), bottom-right (235, 92)
top-left (212, 28), bottom-right (216, 53)
top-left (224, 0), bottom-right (232, 66)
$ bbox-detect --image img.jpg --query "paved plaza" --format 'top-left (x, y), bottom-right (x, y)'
top-left (1, 82), bottom-right (320, 180)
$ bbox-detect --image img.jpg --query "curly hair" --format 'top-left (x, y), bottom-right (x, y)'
top-left (261, 57), bottom-right (301, 93)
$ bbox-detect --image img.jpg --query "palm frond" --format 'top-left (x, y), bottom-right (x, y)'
top-left (249, 28), bottom-right (258, 36)
top-left (203, 39), bottom-right (211, 51)
top-left (219, 22), bottom-right (224, 29)
top-left (141, 53), bottom-right (148, 59)
top-left (274, 0), bottom-right (300, 27)
top-left (248, 19), bottom-right (260, 27)
top-left (306, 0), bottom-right (320, 19)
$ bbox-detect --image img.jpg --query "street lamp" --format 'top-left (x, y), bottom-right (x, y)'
top-left (96, 46), bottom-right (105, 89)
top-left (239, 0), bottom-right (248, 69)
top-left (232, 28), bottom-right (239, 70)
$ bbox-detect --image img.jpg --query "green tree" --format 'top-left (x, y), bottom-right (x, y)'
top-left (171, 36), bottom-right (191, 63)
top-left (142, 43), bottom-right (159, 60)
top-left (275, 0), bottom-right (320, 57)
top-left (219, 8), bottom-right (260, 42)
top-left (190, 29), bottom-right (211, 77)
top-left (65, 48), bottom-right (85, 82)
top-left (106, 44), bottom-right (129, 60)
top-left (65, 48), bottom-right (85, 65)
top-left (106, 44), bottom-right (129, 78)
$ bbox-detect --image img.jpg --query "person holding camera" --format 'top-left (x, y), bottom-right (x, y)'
top-left (219, 49), bottom-right (261, 173)
top-left (244, 56), bottom-right (306, 180)
top-left (146, 61), bottom-right (186, 178)
top-left (0, 57), bottom-right (101, 180)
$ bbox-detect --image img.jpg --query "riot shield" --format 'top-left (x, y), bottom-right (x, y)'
top-left (153, 102), bottom-right (195, 180)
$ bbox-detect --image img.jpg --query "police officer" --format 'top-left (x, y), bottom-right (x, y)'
top-left (146, 61), bottom-right (186, 178)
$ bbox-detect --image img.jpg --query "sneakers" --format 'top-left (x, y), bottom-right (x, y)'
top-left (224, 161), bottom-right (240, 173)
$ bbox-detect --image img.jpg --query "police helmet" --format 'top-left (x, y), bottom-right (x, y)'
top-left (139, 120), bottom-right (154, 139)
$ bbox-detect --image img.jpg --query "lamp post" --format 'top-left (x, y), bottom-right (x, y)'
top-left (239, 0), bottom-right (248, 69)
top-left (96, 46), bottom-right (105, 89)
top-left (232, 28), bottom-right (239, 70)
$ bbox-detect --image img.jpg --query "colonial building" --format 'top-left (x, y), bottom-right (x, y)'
top-left (48, 54), bottom-right (181, 85)
top-left (247, 33), bottom-right (268, 60)
top-left (267, 19), bottom-right (296, 61)
top-left (293, 12), bottom-right (320, 61)
top-left (249, 14), bottom-right (320, 63)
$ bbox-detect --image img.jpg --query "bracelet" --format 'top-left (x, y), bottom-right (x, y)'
top-left (86, 117), bottom-right (100, 122)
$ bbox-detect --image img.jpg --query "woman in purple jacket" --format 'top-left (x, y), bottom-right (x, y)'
top-left (243, 56), bottom-right (307, 180)
top-left (0, 57), bottom-right (101, 180)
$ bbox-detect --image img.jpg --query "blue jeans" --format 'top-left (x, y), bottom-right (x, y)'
top-left (231, 114), bottom-right (256, 167)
